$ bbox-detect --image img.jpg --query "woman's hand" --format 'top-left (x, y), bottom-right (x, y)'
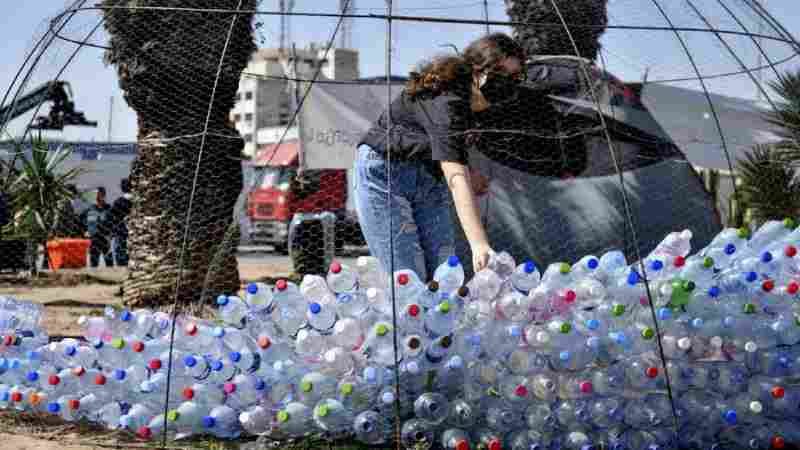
top-left (471, 240), bottom-right (494, 272)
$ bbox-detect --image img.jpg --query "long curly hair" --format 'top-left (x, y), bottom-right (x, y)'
top-left (505, 0), bottom-right (608, 61)
top-left (406, 33), bottom-right (526, 100)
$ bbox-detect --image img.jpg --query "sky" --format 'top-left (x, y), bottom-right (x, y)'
top-left (0, 0), bottom-right (798, 143)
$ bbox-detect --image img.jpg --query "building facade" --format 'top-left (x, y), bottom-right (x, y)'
top-left (231, 46), bottom-right (359, 156)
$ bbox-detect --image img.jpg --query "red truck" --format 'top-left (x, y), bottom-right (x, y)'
top-left (245, 139), bottom-right (364, 253)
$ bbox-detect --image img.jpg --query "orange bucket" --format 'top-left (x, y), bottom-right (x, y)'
top-left (47, 239), bottom-right (91, 270)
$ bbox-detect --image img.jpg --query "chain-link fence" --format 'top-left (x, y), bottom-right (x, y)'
top-left (0, 0), bottom-right (799, 448)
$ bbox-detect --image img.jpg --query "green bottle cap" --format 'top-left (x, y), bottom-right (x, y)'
top-left (737, 227), bottom-right (749, 239)
top-left (559, 322), bottom-right (571, 334)
top-left (641, 328), bottom-right (655, 339)
top-left (316, 405), bottom-right (329, 417)
top-left (438, 302), bottom-right (451, 314)
top-left (683, 280), bottom-right (696, 292)
top-left (785, 217), bottom-right (796, 229)
top-left (111, 338), bottom-right (125, 349)
top-left (559, 263), bottom-right (571, 274)
top-left (301, 381), bottom-right (313, 392)
top-left (277, 411), bottom-right (289, 422)
top-left (375, 324), bottom-right (389, 336)
top-left (340, 383), bottom-right (353, 396)
top-left (743, 303), bottom-right (756, 314)
top-left (703, 257), bottom-right (714, 268)
top-left (611, 304), bottom-right (625, 316)
top-left (167, 410), bottom-right (179, 422)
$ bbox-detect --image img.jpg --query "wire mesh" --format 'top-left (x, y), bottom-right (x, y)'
top-left (0, 0), bottom-right (799, 449)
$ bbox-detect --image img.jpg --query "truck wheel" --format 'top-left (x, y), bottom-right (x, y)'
top-left (273, 242), bottom-right (289, 255)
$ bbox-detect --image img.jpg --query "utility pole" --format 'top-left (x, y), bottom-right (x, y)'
top-left (756, 0), bottom-right (765, 103)
top-left (106, 96), bottom-right (113, 141)
top-left (292, 43), bottom-right (305, 175)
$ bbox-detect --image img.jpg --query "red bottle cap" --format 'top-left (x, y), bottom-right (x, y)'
top-left (182, 387), bottom-right (194, 400)
top-left (763, 280), bottom-right (775, 292)
top-left (10, 392), bottom-right (22, 402)
top-left (772, 436), bottom-right (785, 449)
top-left (513, 385), bottom-right (528, 397)
top-left (330, 262), bottom-right (342, 274)
top-left (408, 304), bottom-right (420, 317)
top-left (645, 367), bottom-right (659, 378)
top-left (785, 246), bottom-right (797, 257)
top-left (397, 274), bottom-right (409, 285)
top-left (48, 375), bottom-right (60, 386)
top-left (95, 374), bottom-right (107, 385)
top-left (132, 341), bottom-right (145, 353)
top-left (275, 279), bottom-right (288, 291)
top-left (224, 383), bottom-right (236, 394)
top-left (68, 399), bottom-right (80, 410)
top-left (564, 290), bottom-right (577, 303)
top-left (148, 359), bottom-right (162, 370)
top-left (184, 323), bottom-right (198, 336)
top-left (579, 381), bottom-right (593, 393)
top-left (137, 426), bottom-right (152, 439)
top-left (257, 336), bottom-right (272, 349)
top-left (488, 439), bottom-right (502, 450)
top-left (771, 386), bottom-right (785, 399)
top-left (455, 440), bottom-right (470, 450)
top-left (673, 256), bottom-right (686, 267)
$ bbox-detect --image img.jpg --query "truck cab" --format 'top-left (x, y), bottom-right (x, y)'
top-left (246, 139), bottom-right (361, 253)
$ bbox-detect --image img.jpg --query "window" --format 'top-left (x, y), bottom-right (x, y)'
top-left (245, 113), bottom-right (253, 122)
top-left (243, 134), bottom-right (253, 143)
top-left (245, 91), bottom-right (253, 100)
top-left (233, 114), bottom-right (241, 122)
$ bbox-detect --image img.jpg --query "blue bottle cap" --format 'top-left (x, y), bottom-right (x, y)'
top-left (212, 327), bottom-right (225, 338)
top-left (0, 392), bottom-right (8, 402)
top-left (657, 308), bottom-right (671, 321)
top-left (184, 355), bottom-right (197, 367)
top-left (691, 318), bottom-right (704, 328)
top-left (64, 346), bottom-right (76, 357)
top-left (586, 319), bottom-right (600, 330)
top-left (509, 326), bottom-right (522, 338)
top-left (211, 360), bottom-right (224, 372)
top-left (650, 260), bottom-right (663, 271)
top-left (587, 258), bottom-right (599, 270)
top-left (708, 286), bottom-right (720, 298)
top-left (120, 310), bottom-right (132, 322)
top-left (779, 356), bottom-right (790, 368)
top-left (216, 295), bottom-right (229, 306)
top-left (119, 402), bottom-right (131, 415)
top-left (229, 352), bottom-right (242, 362)
top-left (524, 260), bottom-right (537, 273)
top-left (309, 303), bottom-right (322, 314)
top-left (447, 255), bottom-right (460, 267)
top-left (255, 379), bottom-right (266, 391)
top-left (26, 371), bottom-right (38, 382)
top-left (724, 410), bottom-right (737, 424)
top-left (723, 316), bottom-right (734, 328)
top-left (247, 283), bottom-right (259, 295)
top-left (724, 243), bottom-right (736, 255)
top-left (202, 416), bottom-right (216, 428)
top-left (26, 351), bottom-right (40, 360)
top-left (761, 251), bottom-right (773, 263)
top-left (47, 402), bottom-right (60, 413)
top-left (746, 271), bottom-right (758, 282)
top-left (92, 339), bottom-right (104, 350)
top-left (559, 351), bottom-right (571, 361)
top-left (114, 369), bottom-right (127, 380)
top-left (627, 270), bottom-right (640, 285)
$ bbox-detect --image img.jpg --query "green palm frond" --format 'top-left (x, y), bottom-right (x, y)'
top-left (736, 143), bottom-right (800, 224)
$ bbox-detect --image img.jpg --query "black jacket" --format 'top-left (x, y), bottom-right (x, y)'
top-left (108, 195), bottom-right (132, 238)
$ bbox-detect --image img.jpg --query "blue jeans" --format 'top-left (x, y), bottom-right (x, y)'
top-left (354, 144), bottom-right (454, 281)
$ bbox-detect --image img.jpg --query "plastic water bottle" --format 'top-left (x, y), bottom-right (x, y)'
top-left (313, 398), bottom-right (351, 433)
top-left (244, 283), bottom-right (273, 311)
top-left (216, 295), bottom-right (249, 327)
top-left (203, 405), bottom-right (241, 438)
top-left (271, 280), bottom-right (307, 333)
top-left (306, 302), bottom-right (336, 331)
top-left (353, 410), bottom-right (390, 445)
top-left (434, 256), bottom-right (466, 296)
top-left (327, 262), bottom-right (358, 293)
top-left (401, 418), bottom-right (436, 450)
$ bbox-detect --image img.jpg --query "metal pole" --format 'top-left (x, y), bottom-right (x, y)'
top-left (292, 43), bottom-right (305, 175)
top-left (106, 96), bottom-right (113, 141)
top-left (755, 0), bottom-right (764, 103)
top-left (483, 0), bottom-right (490, 34)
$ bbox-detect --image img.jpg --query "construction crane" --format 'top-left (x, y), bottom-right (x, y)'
top-left (338, 0), bottom-right (355, 49)
top-left (0, 81), bottom-right (97, 132)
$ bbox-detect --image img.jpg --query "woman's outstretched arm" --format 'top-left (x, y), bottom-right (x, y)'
top-left (440, 160), bottom-right (492, 272)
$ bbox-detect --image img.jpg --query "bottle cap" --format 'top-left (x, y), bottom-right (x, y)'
top-left (72, 367), bottom-right (85, 377)
top-left (587, 258), bottom-right (598, 270)
top-left (48, 375), bottom-right (60, 385)
top-left (773, 437), bottom-right (786, 449)
top-left (316, 404), bottom-right (329, 417)
top-left (26, 371), bottom-right (38, 382)
top-left (763, 280), bottom-right (775, 291)
top-left (132, 341), bottom-right (145, 353)
top-left (375, 324), bottom-right (389, 336)
top-left (182, 387), bottom-right (194, 400)
top-left (120, 310), bottom-right (132, 322)
top-left (167, 410), bottom-right (180, 421)
top-left (641, 328), bottom-right (655, 339)
top-left (673, 256), bottom-right (686, 267)
top-left (513, 385), bottom-right (528, 397)
top-left (111, 338), bottom-right (125, 349)
top-left (455, 439), bottom-right (470, 450)
top-left (301, 381), bottom-right (313, 392)
top-left (784, 217), bottom-right (796, 229)
top-left (10, 392), bottom-right (22, 402)
top-left (330, 262), bottom-right (342, 274)
top-left (771, 386), bottom-right (785, 399)
top-left (786, 245), bottom-right (797, 257)
top-left (787, 281), bottom-right (799, 294)
top-left (137, 426), bottom-right (152, 439)
top-left (438, 302), bottom-right (451, 314)
top-left (703, 256), bottom-right (714, 268)
top-left (488, 439), bottom-right (501, 450)
top-left (524, 260), bottom-right (537, 273)
top-left (309, 303), bottom-right (322, 314)
top-left (95, 374), bottom-right (107, 385)
top-left (397, 273), bottom-right (409, 285)
top-left (184, 355), bottom-right (197, 367)
top-left (645, 367), bottom-right (659, 378)
top-left (448, 255), bottom-right (460, 267)
top-left (216, 295), bottom-right (229, 306)
top-left (148, 359), bottom-right (162, 370)
top-left (184, 323), bottom-right (198, 336)
top-left (47, 402), bottom-right (60, 413)
top-left (564, 290), bottom-right (577, 303)
top-left (340, 383), bottom-right (353, 396)
top-left (223, 383), bottom-right (236, 394)
top-left (407, 304), bottom-right (420, 317)
top-left (247, 283), bottom-right (259, 295)
top-left (202, 416), bottom-right (216, 428)
top-left (736, 227), bottom-right (749, 238)
top-left (68, 399), bottom-right (80, 410)
top-left (611, 304), bottom-right (625, 316)
top-left (257, 336), bottom-right (272, 349)
top-left (229, 352), bottom-right (242, 362)
top-left (579, 381), bottom-right (593, 394)
top-left (275, 279), bottom-right (288, 291)
top-left (277, 411), bottom-right (289, 422)
top-left (724, 243), bottom-right (736, 255)
top-left (559, 322), bottom-right (571, 334)
top-left (559, 263), bottom-right (571, 274)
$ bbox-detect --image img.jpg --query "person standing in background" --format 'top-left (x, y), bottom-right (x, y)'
top-left (81, 187), bottom-right (113, 268)
top-left (109, 178), bottom-right (132, 266)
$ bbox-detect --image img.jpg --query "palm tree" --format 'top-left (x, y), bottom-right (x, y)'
top-left (3, 140), bottom-right (83, 273)
top-left (736, 69), bottom-right (800, 226)
top-left (504, 0), bottom-right (608, 60)
top-left (100, 1), bottom-right (258, 308)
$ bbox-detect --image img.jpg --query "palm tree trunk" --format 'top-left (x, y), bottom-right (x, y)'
top-left (102, 1), bottom-right (257, 308)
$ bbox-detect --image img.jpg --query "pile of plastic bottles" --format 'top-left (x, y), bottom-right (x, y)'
top-left (4, 219), bottom-right (800, 449)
